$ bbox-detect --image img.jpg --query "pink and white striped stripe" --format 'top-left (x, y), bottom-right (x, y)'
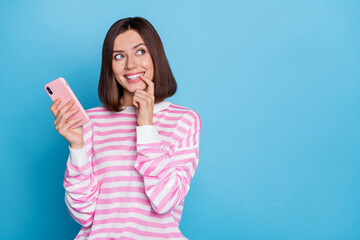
top-left (63, 101), bottom-right (201, 240)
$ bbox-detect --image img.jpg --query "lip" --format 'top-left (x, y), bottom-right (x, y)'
top-left (124, 71), bottom-right (144, 77)
top-left (124, 71), bottom-right (144, 83)
top-left (126, 78), bottom-right (141, 83)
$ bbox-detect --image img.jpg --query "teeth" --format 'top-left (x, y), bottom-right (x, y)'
top-left (125, 72), bottom-right (144, 80)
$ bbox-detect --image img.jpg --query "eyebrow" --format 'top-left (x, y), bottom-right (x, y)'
top-left (113, 43), bottom-right (146, 53)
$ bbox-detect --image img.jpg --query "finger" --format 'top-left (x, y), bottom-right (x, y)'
top-left (59, 108), bottom-right (79, 123)
top-left (57, 107), bottom-right (79, 127)
top-left (139, 75), bottom-right (154, 95)
top-left (54, 100), bottom-right (75, 125)
top-left (134, 92), bottom-right (153, 111)
top-left (50, 97), bottom-right (62, 117)
top-left (134, 92), bottom-right (149, 102)
top-left (132, 95), bottom-right (139, 108)
top-left (134, 89), bottom-right (147, 97)
top-left (133, 95), bottom-right (146, 108)
top-left (135, 89), bottom-right (154, 102)
top-left (132, 99), bottom-right (139, 108)
top-left (58, 117), bottom-right (83, 133)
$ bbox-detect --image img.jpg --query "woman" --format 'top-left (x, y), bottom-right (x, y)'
top-left (50, 17), bottom-right (201, 240)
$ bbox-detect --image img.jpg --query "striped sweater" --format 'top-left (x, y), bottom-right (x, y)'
top-left (63, 100), bottom-right (201, 240)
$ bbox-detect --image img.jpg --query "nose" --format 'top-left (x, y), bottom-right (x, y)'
top-left (125, 55), bottom-right (136, 70)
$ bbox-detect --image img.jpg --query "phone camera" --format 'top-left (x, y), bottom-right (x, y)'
top-left (46, 87), bottom-right (53, 95)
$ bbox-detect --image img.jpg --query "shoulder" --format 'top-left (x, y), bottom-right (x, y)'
top-left (165, 101), bottom-right (201, 130)
top-left (81, 105), bottom-right (111, 129)
top-left (85, 105), bottom-right (110, 116)
top-left (84, 105), bottom-right (123, 121)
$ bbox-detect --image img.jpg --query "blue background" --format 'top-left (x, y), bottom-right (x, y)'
top-left (0, 0), bottom-right (359, 239)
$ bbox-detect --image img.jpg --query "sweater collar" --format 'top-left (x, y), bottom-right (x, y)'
top-left (118, 100), bottom-right (171, 113)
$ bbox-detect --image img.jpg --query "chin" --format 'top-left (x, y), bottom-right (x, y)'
top-left (138, 81), bottom-right (147, 88)
top-left (126, 83), bottom-right (146, 92)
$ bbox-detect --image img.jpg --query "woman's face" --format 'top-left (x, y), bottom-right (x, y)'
top-left (112, 29), bottom-right (154, 93)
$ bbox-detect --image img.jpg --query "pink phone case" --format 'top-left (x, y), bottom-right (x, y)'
top-left (44, 77), bottom-right (90, 129)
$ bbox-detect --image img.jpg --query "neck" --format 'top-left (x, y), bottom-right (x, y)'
top-left (120, 90), bottom-right (135, 107)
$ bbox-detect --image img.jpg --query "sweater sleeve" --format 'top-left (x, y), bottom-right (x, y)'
top-left (63, 119), bottom-right (99, 227)
top-left (134, 111), bottom-right (201, 214)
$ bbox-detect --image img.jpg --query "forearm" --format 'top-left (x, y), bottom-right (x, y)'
top-left (135, 124), bottom-right (199, 214)
top-left (63, 145), bottom-right (99, 227)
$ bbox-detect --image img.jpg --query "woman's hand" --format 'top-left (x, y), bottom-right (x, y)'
top-left (133, 75), bottom-right (155, 126)
top-left (50, 98), bottom-right (84, 149)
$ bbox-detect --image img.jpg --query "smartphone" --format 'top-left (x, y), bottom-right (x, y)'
top-left (44, 77), bottom-right (89, 129)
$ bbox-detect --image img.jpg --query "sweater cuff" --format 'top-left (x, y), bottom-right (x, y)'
top-left (68, 145), bottom-right (90, 167)
top-left (136, 125), bottom-right (161, 144)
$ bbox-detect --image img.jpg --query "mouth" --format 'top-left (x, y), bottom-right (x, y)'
top-left (124, 72), bottom-right (145, 83)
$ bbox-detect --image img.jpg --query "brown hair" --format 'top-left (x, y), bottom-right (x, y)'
top-left (98, 17), bottom-right (177, 112)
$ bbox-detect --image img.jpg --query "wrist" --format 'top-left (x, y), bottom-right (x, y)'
top-left (138, 122), bottom-right (153, 126)
top-left (70, 143), bottom-right (84, 149)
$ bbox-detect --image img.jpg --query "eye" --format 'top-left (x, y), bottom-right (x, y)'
top-left (136, 49), bottom-right (146, 55)
top-left (114, 54), bottom-right (124, 60)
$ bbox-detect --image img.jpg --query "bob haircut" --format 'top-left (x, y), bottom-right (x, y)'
top-left (98, 17), bottom-right (177, 112)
